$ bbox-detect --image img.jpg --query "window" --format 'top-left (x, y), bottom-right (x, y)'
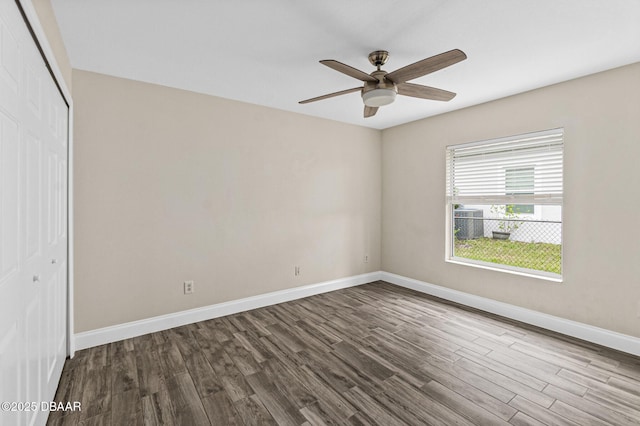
top-left (505, 167), bottom-right (534, 214)
top-left (446, 129), bottom-right (563, 279)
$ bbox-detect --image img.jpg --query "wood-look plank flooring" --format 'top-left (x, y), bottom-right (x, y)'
top-left (47, 281), bottom-right (640, 425)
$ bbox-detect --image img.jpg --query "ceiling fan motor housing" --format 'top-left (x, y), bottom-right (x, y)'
top-left (362, 70), bottom-right (397, 107)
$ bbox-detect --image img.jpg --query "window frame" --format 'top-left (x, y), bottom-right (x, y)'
top-left (445, 129), bottom-right (564, 281)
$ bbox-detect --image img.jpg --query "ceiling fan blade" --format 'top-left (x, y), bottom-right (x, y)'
top-left (320, 60), bottom-right (378, 82)
top-left (299, 87), bottom-right (362, 104)
top-left (364, 105), bottom-right (378, 118)
top-left (385, 49), bottom-right (467, 84)
top-left (397, 82), bottom-right (456, 101)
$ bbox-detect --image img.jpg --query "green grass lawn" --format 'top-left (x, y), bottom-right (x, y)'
top-left (454, 237), bottom-right (561, 274)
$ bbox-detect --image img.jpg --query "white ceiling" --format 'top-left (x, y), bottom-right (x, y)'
top-left (51, 0), bottom-right (640, 130)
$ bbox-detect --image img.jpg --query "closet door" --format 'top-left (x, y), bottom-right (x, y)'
top-left (42, 60), bottom-right (68, 409)
top-left (0, 1), bottom-right (68, 425)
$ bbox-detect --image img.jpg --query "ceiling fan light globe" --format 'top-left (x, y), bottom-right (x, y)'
top-left (362, 88), bottom-right (397, 107)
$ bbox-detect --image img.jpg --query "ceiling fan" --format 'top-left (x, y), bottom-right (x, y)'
top-left (299, 49), bottom-right (467, 118)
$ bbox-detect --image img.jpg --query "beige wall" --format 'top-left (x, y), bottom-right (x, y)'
top-left (72, 70), bottom-right (381, 332)
top-left (72, 61), bottom-right (640, 338)
top-left (382, 62), bottom-right (640, 338)
top-left (31, 0), bottom-right (72, 91)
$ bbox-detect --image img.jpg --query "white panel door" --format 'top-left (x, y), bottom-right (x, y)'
top-left (0, 1), bottom-right (68, 425)
top-left (42, 57), bottom-right (68, 406)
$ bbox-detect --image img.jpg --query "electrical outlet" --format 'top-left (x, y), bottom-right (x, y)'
top-left (184, 280), bottom-right (194, 295)
top-left (364, 255), bottom-right (369, 263)
top-left (294, 266), bottom-right (300, 277)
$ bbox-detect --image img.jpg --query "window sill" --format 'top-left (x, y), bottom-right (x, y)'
top-left (446, 257), bottom-right (563, 283)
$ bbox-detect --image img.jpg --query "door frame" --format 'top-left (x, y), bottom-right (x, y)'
top-left (16, 0), bottom-right (75, 357)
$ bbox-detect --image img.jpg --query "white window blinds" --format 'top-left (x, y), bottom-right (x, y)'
top-left (446, 129), bottom-right (563, 205)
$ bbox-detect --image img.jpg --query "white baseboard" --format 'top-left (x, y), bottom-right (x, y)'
top-left (381, 271), bottom-right (640, 357)
top-left (74, 271), bottom-right (382, 351)
top-left (75, 270), bottom-right (640, 357)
